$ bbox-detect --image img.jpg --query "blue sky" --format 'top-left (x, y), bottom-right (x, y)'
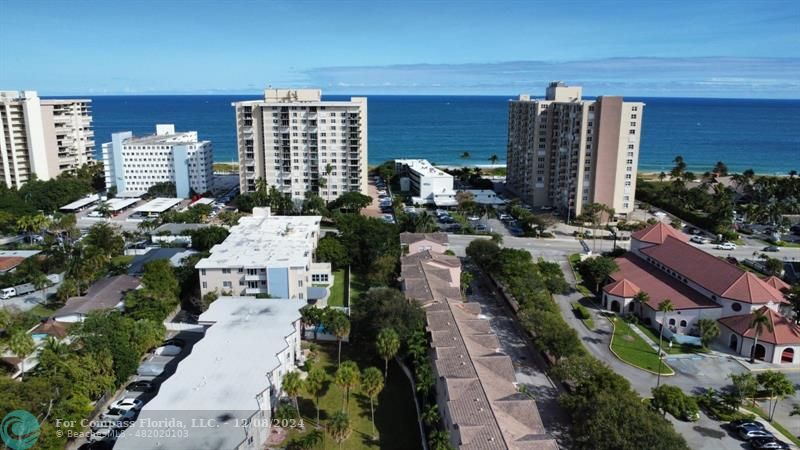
top-left (1, 0), bottom-right (798, 98)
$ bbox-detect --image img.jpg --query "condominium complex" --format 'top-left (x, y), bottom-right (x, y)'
top-left (395, 159), bottom-right (457, 206)
top-left (233, 88), bottom-right (368, 203)
top-left (506, 82), bottom-right (644, 217)
top-left (0, 90), bottom-right (94, 188)
top-left (102, 124), bottom-right (213, 198)
top-left (195, 207), bottom-right (329, 301)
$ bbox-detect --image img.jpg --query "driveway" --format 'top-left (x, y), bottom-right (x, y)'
top-left (0, 284), bottom-right (59, 313)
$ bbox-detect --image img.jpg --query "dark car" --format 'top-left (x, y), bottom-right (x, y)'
top-left (126, 380), bottom-right (157, 393)
top-left (750, 437), bottom-right (790, 449)
top-left (161, 338), bottom-right (186, 348)
top-left (729, 419), bottom-right (765, 430)
top-left (762, 246), bottom-right (780, 252)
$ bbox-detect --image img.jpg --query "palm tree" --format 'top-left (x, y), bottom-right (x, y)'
top-left (95, 201), bottom-right (111, 218)
top-left (31, 272), bottom-right (50, 304)
top-left (305, 365), bottom-right (327, 427)
top-left (748, 309), bottom-right (773, 364)
top-left (658, 171), bottom-right (667, 182)
top-left (696, 318), bottom-right (720, 348)
top-left (328, 312), bottom-right (350, 366)
top-left (632, 291), bottom-right (649, 317)
top-left (282, 370), bottom-right (303, 420)
top-left (326, 411), bottom-right (351, 449)
top-left (428, 430), bottom-right (453, 450)
top-left (334, 361), bottom-right (360, 413)
top-left (421, 403), bottom-right (440, 427)
top-left (376, 328), bottom-right (400, 380)
top-left (8, 330), bottom-right (35, 380)
top-left (488, 154), bottom-right (500, 165)
top-left (361, 367), bottom-right (384, 440)
top-left (656, 299), bottom-right (674, 387)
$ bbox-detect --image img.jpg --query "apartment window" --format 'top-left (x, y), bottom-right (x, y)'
top-left (200, 269), bottom-right (206, 275)
top-left (631, 114), bottom-right (637, 119)
top-left (626, 159), bottom-right (633, 164)
top-left (223, 281), bottom-right (232, 288)
top-left (629, 129), bottom-right (636, 135)
top-left (202, 282), bottom-right (207, 289)
top-left (623, 202), bottom-right (629, 209)
top-left (631, 106), bottom-right (638, 111)
top-left (630, 122), bottom-right (637, 127)
top-left (625, 174), bottom-right (632, 179)
top-left (222, 269), bottom-right (231, 274)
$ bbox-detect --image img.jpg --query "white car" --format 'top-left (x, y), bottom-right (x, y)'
top-left (153, 345), bottom-right (181, 356)
top-left (89, 427), bottom-right (117, 443)
top-left (690, 236), bottom-right (708, 244)
top-left (109, 398), bottom-right (143, 412)
top-left (715, 242), bottom-right (737, 250)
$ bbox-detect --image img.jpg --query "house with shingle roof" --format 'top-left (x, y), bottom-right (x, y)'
top-left (400, 232), bottom-right (450, 255)
top-left (601, 222), bottom-right (798, 364)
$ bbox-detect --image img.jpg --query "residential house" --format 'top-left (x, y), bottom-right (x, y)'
top-left (53, 275), bottom-right (140, 323)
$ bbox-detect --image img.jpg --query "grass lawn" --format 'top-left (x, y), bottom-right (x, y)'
top-left (349, 270), bottom-right (368, 304)
top-left (609, 317), bottom-right (673, 375)
top-left (111, 255), bottom-right (134, 266)
top-left (29, 304), bottom-right (56, 318)
top-left (631, 322), bottom-right (707, 355)
top-left (327, 269), bottom-right (346, 307)
top-left (743, 405), bottom-right (800, 446)
top-left (286, 343), bottom-right (422, 450)
top-left (568, 254), bottom-right (594, 296)
top-left (571, 302), bottom-right (594, 330)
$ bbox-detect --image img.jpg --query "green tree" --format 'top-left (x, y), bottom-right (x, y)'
top-left (632, 291), bottom-right (650, 316)
top-left (757, 371), bottom-right (796, 421)
top-left (376, 327), bottom-right (400, 380)
top-left (713, 161), bottom-right (729, 177)
top-left (189, 226), bottom-right (229, 251)
top-left (84, 222), bottom-right (125, 256)
top-left (325, 310), bottom-right (351, 366)
top-left (764, 258), bottom-right (783, 276)
top-left (95, 201), bottom-right (111, 218)
top-left (350, 287), bottom-right (424, 345)
top-left (217, 210), bottom-right (243, 226)
top-left (146, 181), bottom-right (177, 198)
top-left (428, 430), bottom-right (453, 450)
top-left (326, 411), bottom-right (352, 449)
top-left (488, 154), bottom-right (500, 165)
top-left (579, 256), bottom-right (619, 292)
top-left (521, 309), bottom-right (584, 359)
top-left (729, 372), bottom-right (758, 407)
top-left (656, 299), bottom-right (674, 387)
top-left (696, 318), bottom-right (720, 348)
top-left (305, 365), bottom-right (327, 427)
top-left (31, 272), bottom-right (50, 303)
top-left (422, 403), bottom-right (440, 427)
top-left (282, 370), bottom-right (303, 420)
top-left (315, 236), bottom-right (350, 270)
top-left (460, 271), bottom-right (473, 294)
top-left (748, 309), bottom-right (773, 363)
top-left (8, 330), bottom-right (35, 379)
top-left (361, 367), bottom-right (384, 440)
top-left (334, 361), bottom-right (360, 413)
top-left (330, 192), bottom-right (372, 213)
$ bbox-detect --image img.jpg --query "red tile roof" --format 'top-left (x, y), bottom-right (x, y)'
top-left (609, 254), bottom-right (720, 311)
top-left (764, 276), bottom-right (791, 293)
top-left (639, 236), bottom-right (782, 304)
top-left (0, 257), bottom-right (24, 272)
top-left (631, 222), bottom-right (689, 244)
top-left (718, 307), bottom-right (800, 345)
top-left (603, 279), bottom-right (641, 297)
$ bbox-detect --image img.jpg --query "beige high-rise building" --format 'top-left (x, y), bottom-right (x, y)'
top-left (506, 82), bottom-right (644, 218)
top-left (233, 88), bottom-right (368, 203)
top-left (0, 90), bottom-right (94, 188)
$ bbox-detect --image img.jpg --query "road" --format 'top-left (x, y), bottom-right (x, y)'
top-left (0, 284), bottom-right (59, 313)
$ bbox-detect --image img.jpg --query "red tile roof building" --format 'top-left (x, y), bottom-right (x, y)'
top-left (601, 222), bottom-right (798, 364)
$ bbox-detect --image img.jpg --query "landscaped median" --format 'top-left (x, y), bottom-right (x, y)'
top-left (608, 316), bottom-right (674, 375)
top-left (571, 301), bottom-right (594, 330)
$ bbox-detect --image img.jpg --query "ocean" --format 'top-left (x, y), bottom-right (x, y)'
top-left (66, 95), bottom-right (800, 175)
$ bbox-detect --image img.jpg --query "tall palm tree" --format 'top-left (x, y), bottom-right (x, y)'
top-left (282, 370), bottom-right (303, 419)
top-left (656, 299), bottom-right (674, 387)
top-left (305, 365), bottom-right (327, 427)
top-left (658, 171), bottom-right (667, 182)
top-left (748, 309), bottom-right (773, 364)
top-left (632, 291), bottom-right (649, 317)
top-left (329, 312), bottom-right (350, 366)
top-left (697, 318), bottom-right (720, 349)
top-left (32, 273), bottom-right (50, 304)
top-left (8, 330), bottom-right (35, 380)
top-left (326, 411), bottom-right (352, 449)
top-left (488, 154), bottom-right (500, 165)
top-left (376, 328), bottom-right (400, 380)
top-left (361, 367), bottom-right (384, 440)
top-left (334, 361), bottom-right (360, 413)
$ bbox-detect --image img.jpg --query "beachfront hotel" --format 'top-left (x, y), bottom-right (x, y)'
top-left (0, 90), bottom-right (94, 188)
top-left (232, 88), bottom-right (368, 203)
top-left (102, 124), bottom-right (213, 198)
top-left (506, 82), bottom-right (644, 218)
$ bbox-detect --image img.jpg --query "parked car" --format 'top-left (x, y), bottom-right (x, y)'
top-left (540, 205), bottom-right (553, 211)
top-left (98, 408), bottom-right (136, 427)
top-left (88, 428), bottom-right (117, 443)
top-left (153, 345), bottom-right (182, 356)
top-left (738, 426), bottom-right (773, 441)
top-left (690, 236), bottom-right (707, 244)
top-left (109, 398), bottom-right (143, 412)
top-left (729, 419), bottom-right (765, 431)
top-left (467, 215), bottom-right (480, 221)
top-left (498, 213), bottom-right (512, 221)
top-left (126, 380), bottom-right (157, 393)
top-left (473, 224), bottom-right (488, 232)
top-left (762, 246), bottom-right (780, 252)
top-left (716, 242), bottom-right (737, 250)
top-left (750, 437), bottom-right (790, 449)
top-left (161, 338), bottom-right (185, 348)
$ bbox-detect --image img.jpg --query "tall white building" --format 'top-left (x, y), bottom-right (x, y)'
top-left (233, 88), bottom-right (368, 203)
top-left (102, 124), bottom-right (213, 198)
top-left (395, 159), bottom-right (457, 206)
top-left (506, 82), bottom-right (644, 217)
top-left (195, 207), bottom-right (330, 301)
top-left (0, 90), bottom-right (94, 188)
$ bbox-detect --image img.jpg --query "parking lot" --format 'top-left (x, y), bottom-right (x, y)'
top-left (76, 330), bottom-right (203, 449)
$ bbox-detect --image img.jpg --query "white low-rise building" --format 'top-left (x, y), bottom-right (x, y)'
top-left (102, 124), bottom-right (213, 198)
top-left (114, 297), bottom-right (302, 450)
top-left (196, 207), bottom-right (326, 301)
top-left (395, 159), bottom-right (457, 206)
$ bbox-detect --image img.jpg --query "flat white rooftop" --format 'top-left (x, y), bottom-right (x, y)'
top-left (134, 197), bottom-right (183, 214)
top-left (0, 250), bottom-right (41, 258)
top-left (195, 208), bottom-right (321, 269)
top-left (106, 197), bottom-right (139, 212)
top-left (60, 194), bottom-right (100, 211)
top-left (396, 159), bottom-right (452, 178)
top-left (114, 297), bottom-right (301, 450)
